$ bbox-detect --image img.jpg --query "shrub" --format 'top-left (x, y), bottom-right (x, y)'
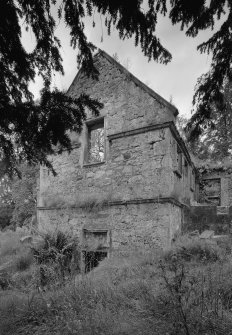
top-left (32, 230), bottom-right (78, 287)
top-left (11, 266), bottom-right (35, 289)
top-left (164, 235), bottom-right (224, 263)
top-left (158, 257), bottom-right (232, 335)
top-left (0, 206), bottom-right (14, 230)
top-left (15, 251), bottom-right (33, 272)
top-left (0, 271), bottom-right (12, 290)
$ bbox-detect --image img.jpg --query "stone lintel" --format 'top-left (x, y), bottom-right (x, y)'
top-left (108, 121), bottom-right (172, 141)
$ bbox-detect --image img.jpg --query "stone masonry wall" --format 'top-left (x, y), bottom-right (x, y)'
top-left (199, 170), bottom-right (232, 206)
top-left (39, 127), bottom-right (175, 207)
top-left (68, 52), bottom-right (176, 134)
top-left (37, 51), bottom-right (194, 251)
top-left (38, 202), bottom-right (182, 250)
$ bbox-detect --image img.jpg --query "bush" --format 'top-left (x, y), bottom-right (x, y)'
top-left (32, 230), bottom-right (78, 287)
top-left (0, 206), bottom-right (14, 230)
top-left (0, 271), bottom-right (12, 290)
top-left (164, 235), bottom-right (224, 263)
top-left (15, 252), bottom-right (33, 272)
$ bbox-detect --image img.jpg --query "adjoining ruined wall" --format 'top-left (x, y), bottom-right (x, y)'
top-left (170, 137), bottom-right (196, 206)
top-left (199, 170), bottom-right (232, 206)
top-left (38, 202), bottom-right (182, 250)
top-left (183, 205), bottom-right (232, 235)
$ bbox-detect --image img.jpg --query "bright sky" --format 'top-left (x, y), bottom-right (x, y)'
top-left (21, 7), bottom-right (226, 119)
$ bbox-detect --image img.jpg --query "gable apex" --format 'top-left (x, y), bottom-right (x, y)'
top-left (68, 48), bottom-right (178, 118)
top-left (94, 49), bottom-right (178, 117)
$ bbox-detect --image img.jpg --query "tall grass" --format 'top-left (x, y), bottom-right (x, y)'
top-left (1, 236), bottom-right (232, 334)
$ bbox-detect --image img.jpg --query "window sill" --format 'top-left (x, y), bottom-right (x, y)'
top-left (83, 161), bottom-right (105, 168)
top-left (174, 170), bottom-right (182, 178)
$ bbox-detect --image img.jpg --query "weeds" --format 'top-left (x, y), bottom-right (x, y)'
top-left (43, 192), bottom-right (112, 211)
top-left (1, 235), bottom-right (232, 334)
top-left (164, 235), bottom-right (224, 263)
top-left (32, 230), bottom-right (78, 288)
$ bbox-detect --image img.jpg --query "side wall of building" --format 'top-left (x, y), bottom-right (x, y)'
top-left (38, 202), bottom-right (182, 250)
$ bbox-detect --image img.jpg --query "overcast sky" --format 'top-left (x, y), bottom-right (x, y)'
top-left (21, 8), bottom-right (226, 118)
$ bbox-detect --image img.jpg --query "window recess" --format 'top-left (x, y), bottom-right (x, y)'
top-left (84, 117), bottom-right (105, 164)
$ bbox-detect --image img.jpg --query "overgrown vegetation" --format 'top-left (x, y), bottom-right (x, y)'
top-left (1, 232), bottom-right (232, 334)
top-left (43, 192), bottom-right (112, 211)
top-left (0, 163), bottom-right (38, 230)
top-left (0, 228), bottom-right (78, 292)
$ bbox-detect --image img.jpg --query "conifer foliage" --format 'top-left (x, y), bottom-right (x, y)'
top-left (1, 1), bottom-right (231, 174)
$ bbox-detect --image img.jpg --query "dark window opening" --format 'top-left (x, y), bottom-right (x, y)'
top-left (83, 251), bottom-right (107, 273)
top-left (190, 170), bottom-right (195, 191)
top-left (87, 119), bottom-right (105, 163)
top-left (184, 159), bottom-right (188, 177)
top-left (177, 146), bottom-right (182, 175)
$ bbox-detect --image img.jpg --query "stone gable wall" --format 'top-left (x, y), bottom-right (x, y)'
top-left (68, 54), bottom-right (176, 132)
top-left (37, 52), bottom-right (195, 251)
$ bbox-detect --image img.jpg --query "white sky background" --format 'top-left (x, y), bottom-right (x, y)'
top-left (21, 4), bottom-right (227, 118)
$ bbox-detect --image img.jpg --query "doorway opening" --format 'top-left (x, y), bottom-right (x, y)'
top-left (83, 251), bottom-right (108, 273)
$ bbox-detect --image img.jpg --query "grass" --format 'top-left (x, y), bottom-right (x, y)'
top-left (42, 192), bottom-right (113, 211)
top-left (0, 229), bottom-right (34, 291)
top-left (1, 234), bottom-right (232, 334)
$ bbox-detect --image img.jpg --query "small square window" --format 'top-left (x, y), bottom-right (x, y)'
top-left (86, 119), bottom-right (105, 163)
top-left (190, 170), bottom-right (195, 191)
top-left (177, 146), bottom-right (182, 175)
top-left (184, 159), bottom-right (188, 177)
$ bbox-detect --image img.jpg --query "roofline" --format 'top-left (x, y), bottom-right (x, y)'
top-left (95, 49), bottom-right (178, 117)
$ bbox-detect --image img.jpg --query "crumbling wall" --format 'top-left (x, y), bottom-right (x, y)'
top-left (38, 202), bottom-right (182, 250)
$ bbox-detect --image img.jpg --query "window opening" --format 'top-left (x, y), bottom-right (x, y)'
top-left (199, 178), bottom-right (221, 205)
top-left (82, 229), bottom-right (110, 273)
top-left (87, 119), bottom-right (105, 163)
top-left (83, 251), bottom-right (108, 273)
top-left (190, 170), bottom-right (195, 191)
top-left (177, 145), bottom-right (182, 175)
top-left (184, 159), bottom-right (188, 177)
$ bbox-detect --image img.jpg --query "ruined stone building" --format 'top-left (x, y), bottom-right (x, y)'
top-left (37, 49), bottom-right (199, 266)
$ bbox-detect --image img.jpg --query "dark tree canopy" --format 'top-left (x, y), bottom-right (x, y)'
top-left (1, 0), bottom-right (231, 175)
top-left (188, 80), bottom-right (232, 160)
